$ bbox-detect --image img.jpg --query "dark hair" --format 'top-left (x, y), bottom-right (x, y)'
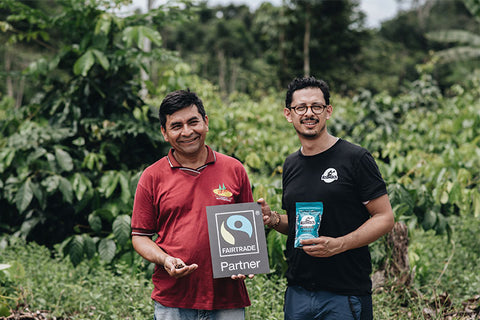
top-left (285, 76), bottom-right (330, 108)
top-left (158, 89), bottom-right (206, 129)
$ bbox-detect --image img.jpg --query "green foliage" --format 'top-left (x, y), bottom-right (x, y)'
top-left (245, 274), bottom-right (286, 319)
top-left (373, 215), bottom-right (480, 319)
top-left (0, 239), bottom-right (153, 319)
top-left (1, 4), bottom-right (480, 317)
top-left (0, 0), bottom-right (178, 265)
top-left (425, 0), bottom-right (480, 65)
top-left (1, 214), bottom-right (479, 319)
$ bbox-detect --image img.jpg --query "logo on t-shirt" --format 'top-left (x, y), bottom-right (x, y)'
top-left (321, 168), bottom-right (338, 183)
top-left (213, 183), bottom-right (233, 202)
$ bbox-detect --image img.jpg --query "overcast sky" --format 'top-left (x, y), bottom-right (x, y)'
top-left (126, 0), bottom-right (403, 28)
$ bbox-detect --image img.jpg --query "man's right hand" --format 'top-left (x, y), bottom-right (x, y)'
top-left (163, 256), bottom-right (198, 279)
top-left (257, 198), bottom-right (273, 226)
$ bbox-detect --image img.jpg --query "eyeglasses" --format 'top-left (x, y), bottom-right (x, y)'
top-left (288, 104), bottom-right (327, 115)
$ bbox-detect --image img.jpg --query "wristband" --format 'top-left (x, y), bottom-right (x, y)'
top-left (270, 211), bottom-right (281, 229)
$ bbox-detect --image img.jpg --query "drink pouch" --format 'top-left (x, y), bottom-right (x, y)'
top-left (294, 202), bottom-right (323, 248)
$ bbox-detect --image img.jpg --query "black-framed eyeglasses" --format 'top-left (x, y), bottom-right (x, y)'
top-left (288, 104), bottom-right (327, 115)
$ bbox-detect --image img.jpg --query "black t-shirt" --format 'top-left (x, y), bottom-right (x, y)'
top-left (282, 139), bottom-right (387, 295)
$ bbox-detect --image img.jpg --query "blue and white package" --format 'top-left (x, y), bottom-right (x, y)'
top-left (294, 202), bottom-right (323, 248)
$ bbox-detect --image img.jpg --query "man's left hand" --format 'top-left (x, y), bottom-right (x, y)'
top-left (300, 236), bottom-right (344, 258)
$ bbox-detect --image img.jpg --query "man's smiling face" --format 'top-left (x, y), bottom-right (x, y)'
top-left (284, 87), bottom-right (332, 139)
top-left (161, 104), bottom-right (209, 158)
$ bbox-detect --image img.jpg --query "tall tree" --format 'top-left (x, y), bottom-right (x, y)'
top-left (425, 0), bottom-right (480, 64)
top-left (282, 0), bottom-right (368, 88)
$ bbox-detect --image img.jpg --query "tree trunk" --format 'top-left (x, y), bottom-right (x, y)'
top-left (217, 49), bottom-right (227, 95)
top-left (5, 49), bottom-right (14, 98)
top-left (303, 2), bottom-right (311, 77)
top-left (387, 221), bottom-right (412, 286)
top-left (372, 221), bottom-right (412, 291)
top-left (139, 0), bottom-right (154, 99)
top-left (279, 1), bottom-right (288, 84)
top-left (229, 60), bottom-right (238, 94)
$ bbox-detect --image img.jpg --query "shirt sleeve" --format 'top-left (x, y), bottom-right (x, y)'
top-left (131, 173), bottom-right (157, 237)
top-left (356, 152), bottom-right (388, 202)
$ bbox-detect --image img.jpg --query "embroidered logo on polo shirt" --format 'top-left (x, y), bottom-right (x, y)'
top-left (321, 168), bottom-right (338, 183)
top-left (213, 183), bottom-right (233, 202)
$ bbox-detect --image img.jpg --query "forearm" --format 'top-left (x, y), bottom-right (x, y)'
top-left (340, 193), bottom-right (395, 251)
top-left (132, 235), bottom-right (169, 266)
top-left (269, 211), bottom-right (289, 235)
top-left (339, 212), bottom-right (394, 252)
top-left (301, 194), bottom-right (394, 257)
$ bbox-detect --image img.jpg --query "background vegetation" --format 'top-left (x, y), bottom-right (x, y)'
top-left (1, 0), bottom-right (479, 319)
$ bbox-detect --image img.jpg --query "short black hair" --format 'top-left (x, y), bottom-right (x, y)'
top-left (158, 89), bottom-right (206, 129)
top-left (285, 76), bottom-right (330, 108)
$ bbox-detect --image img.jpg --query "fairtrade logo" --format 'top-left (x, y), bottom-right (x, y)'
top-left (220, 215), bottom-right (253, 245)
top-left (321, 168), bottom-right (338, 183)
top-left (215, 210), bottom-right (259, 257)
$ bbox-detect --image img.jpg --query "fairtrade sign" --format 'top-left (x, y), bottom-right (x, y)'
top-left (206, 202), bottom-right (270, 278)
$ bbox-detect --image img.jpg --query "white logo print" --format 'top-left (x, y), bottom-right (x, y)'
top-left (321, 168), bottom-right (338, 183)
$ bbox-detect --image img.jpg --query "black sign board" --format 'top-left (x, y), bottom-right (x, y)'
top-left (206, 202), bottom-right (270, 278)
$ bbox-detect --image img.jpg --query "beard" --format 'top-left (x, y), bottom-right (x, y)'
top-left (295, 117), bottom-right (326, 139)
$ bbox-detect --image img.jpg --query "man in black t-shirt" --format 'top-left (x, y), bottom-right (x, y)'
top-left (258, 76), bottom-right (394, 320)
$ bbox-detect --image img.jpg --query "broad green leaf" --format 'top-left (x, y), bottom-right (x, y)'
top-left (463, 0), bottom-right (480, 17)
top-left (55, 147), bottom-right (74, 172)
top-left (113, 215), bottom-right (131, 246)
top-left (68, 235), bottom-right (85, 267)
top-left (83, 153), bottom-right (96, 170)
top-left (73, 50), bottom-right (95, 76)
top-left (435, 214), bottom-right (447, 234)
top-left (426, 30), bottom-right (480, 46)
top-left (122, 26), bottom-right (162, 50)
top-left (423, 210), bottom-right (437, 230)
top-left (99, 171), bottom-right (119, 198)
top-left (19, 214), bottom-right (40, 237)
top-left (93, 208), bottom-right (114, 222)
top-left (473, 191), bottom-right (480, 218)
top-left (88, 214), bottom-right (102, 233)
top-left (71, 173), bottom-right (92, 201)
top-left (440, 190), bottom-right (449, 204)
top-left (0, 147), bottom-right (15, 173)
top-left (15, 179), bottom-right (34, 212)
top-left (456, 168), bottom-right (472, 186)
top-left (245, 153), bottom-right (261, 169)
top-left (30, 181), bottom-right (46, 210)
top-left (122, 26), bottom-right (139, 48)
top-left (92, 49), bottom-right (110, 71)
top-left (98, 238), bottom-right (116, 263)
top-left (83, 235), bottom-right (96, 259)
top-left (0, 21), bottom-right (13, 32)
top-left (118, 172), bottom-right (131, 204)
top-left (139, 26), bottom-right (162, 47)
top-left (94, 13), bottom-right (112, 35)
top-left (59, 177), bottom-right (73, 203)
top-left (28, 147), bottom-right (47, 163)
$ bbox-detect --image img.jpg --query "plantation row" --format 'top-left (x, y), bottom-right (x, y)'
top-left (1, 65), bottom-right (480, 268)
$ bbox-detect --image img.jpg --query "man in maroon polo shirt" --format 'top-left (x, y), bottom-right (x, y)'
top-left (131, 89), bottom-right (253, 320)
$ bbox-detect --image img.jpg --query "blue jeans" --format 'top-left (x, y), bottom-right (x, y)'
top-left (153, 301), bottom-right (245, 320)
top-left (284, 286), bottom-right (372, 320)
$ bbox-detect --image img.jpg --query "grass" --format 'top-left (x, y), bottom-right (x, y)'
top-left (1, 214), bottom-right (479, 319)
